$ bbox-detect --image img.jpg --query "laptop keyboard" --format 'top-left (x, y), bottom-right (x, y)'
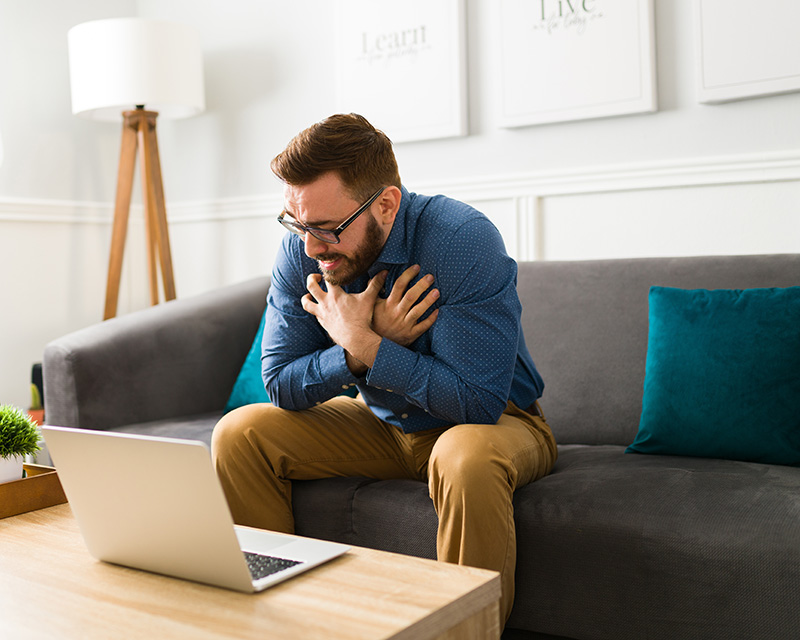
top-left (244, 551), bottom-right (302, 581)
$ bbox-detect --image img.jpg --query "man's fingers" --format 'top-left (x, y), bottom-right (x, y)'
top-left (387, 266), bottom-right (436, 313)
top-left (409, 308), bottom-right (439, 341)
top-left (392, 273), bottom-right (435, 315)
top-left (403, 274), bottom-right (435, 308)
top-left (387, 265), bottom-right (421, 302)
top-left (420, 307), bottom-right (439, 331)
top-left (300, 293), bottom-right (318, 315)
top-left (306, 273), bottom-right (325, 300)
top-left (365, 270), bottom-right (388, 299)
top-left (407, 288), bottom-right (440, 321)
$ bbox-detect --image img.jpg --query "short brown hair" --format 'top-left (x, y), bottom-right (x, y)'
top-left (271, 113), bottom-right (401, 200)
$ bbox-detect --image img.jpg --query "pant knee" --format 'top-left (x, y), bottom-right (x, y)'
top-left (211, 403), bottom-right (277, 461)
top-left (429, 426), bottom-right (503, 489)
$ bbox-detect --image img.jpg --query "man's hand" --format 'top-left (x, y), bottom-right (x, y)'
top-left (301, 272), bottom-right (384, 375)
top-left (373, 265), bottom-right (439, 347)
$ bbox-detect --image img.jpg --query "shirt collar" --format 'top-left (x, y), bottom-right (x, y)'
top-left (368, 186), bottom-right (411, 277)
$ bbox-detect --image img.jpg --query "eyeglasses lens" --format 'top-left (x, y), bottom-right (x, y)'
top-left (280, 217), bottom-right (339, 244)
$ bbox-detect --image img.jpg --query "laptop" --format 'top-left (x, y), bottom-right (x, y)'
top-left (41, 426), bottom-right (349, 593)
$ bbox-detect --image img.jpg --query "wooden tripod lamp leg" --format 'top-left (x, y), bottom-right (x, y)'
top-left (140, 112), bottom-right (177, 302)
top-left (104, 113), bottom-right (138, 320)
top-left (138, 114), bottom-right (160, 306)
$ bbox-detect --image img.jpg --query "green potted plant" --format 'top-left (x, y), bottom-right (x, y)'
top-left (0, 404), bottom-right (41, 483)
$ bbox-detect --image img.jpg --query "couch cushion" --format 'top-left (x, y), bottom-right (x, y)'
top-left (627, 286), bottom-right (800, 466)
top-left (510, 445), bottom-right (800, 639)
top-left (293, 476), bottom-right (438, 558)
top-left (108, 411), bottom-right (222, 446)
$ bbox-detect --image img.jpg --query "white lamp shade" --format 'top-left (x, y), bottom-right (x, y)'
top-left (68, 18), bottom-right (205, 121)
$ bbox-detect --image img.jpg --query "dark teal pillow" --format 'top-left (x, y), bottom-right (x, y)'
top-left (224, 310), bottom-right (269, 413)
top-left (627, 286), bottom-right (800, 466)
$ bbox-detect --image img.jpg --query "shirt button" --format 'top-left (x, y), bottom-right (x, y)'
top-left (386, 389), bottom-right (393, 393)
top-left (401, 413), bottom-right (409, 419)
top-left (341, 385), bottom-right (349, 390)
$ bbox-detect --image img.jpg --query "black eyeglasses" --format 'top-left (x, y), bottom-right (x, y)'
top-left (277, 186), bottom-right (386, 244)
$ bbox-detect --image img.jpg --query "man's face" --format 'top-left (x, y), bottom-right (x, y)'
top-left (283, 173), bottom-right (389, 286)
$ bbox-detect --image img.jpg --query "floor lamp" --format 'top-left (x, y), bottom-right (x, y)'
top-left (67, 18), bottom-right (205, 320)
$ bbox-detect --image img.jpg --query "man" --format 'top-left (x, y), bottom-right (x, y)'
top-left (212, 113), bottom-right (557, 625)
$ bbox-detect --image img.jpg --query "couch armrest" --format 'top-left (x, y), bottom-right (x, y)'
top-left (43, 277), bottom-right (270, 430)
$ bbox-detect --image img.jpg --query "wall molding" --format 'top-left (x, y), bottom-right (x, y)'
top-left (2, 149), bottom-right (800, 226)
top-left (425, 149), bottom-right (800, 203)
top-left (0, 197), bottom-right (113, 224)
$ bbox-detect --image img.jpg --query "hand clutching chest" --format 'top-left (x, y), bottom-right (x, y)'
top-left (301, 265), bottom-right (439, 375)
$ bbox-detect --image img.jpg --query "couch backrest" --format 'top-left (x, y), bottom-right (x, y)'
top-left (516, 254), bottom-right (800, 446)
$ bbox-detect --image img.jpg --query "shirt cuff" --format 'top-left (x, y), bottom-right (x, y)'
top-left (366, 338), bottom-right (418, 394)
top-left (320, 344), bottom-right (363, 391)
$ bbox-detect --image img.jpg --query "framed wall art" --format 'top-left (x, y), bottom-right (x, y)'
top-left (695, 0), bottom-right (800, 104)
top-left (497, 0), bottom-right (657, 127)
top-left (335, 0), bottom-right (467, 143)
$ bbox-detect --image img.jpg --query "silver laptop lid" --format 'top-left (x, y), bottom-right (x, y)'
top-left (42, 426), bottom-right (256, 591)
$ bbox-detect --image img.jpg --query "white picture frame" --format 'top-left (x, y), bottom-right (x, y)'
top-left (695, 0), bottom-right (800, 104)
top-left (335, 0), bottom-right (467, 144)
top-left (497, 0), bottom-right (657, 128)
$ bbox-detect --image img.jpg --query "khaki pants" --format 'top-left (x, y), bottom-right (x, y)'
top-left (211, 396), bottom-right (557, 625)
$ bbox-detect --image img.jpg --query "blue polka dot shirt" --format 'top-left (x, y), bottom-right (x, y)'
top-left (262, 187), bottom-right (544, 433)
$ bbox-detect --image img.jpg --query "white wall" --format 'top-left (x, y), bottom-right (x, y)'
top-left (0, 0), bottom-right (137, 412)
top-left (1, 0), bottom-right (799, 411)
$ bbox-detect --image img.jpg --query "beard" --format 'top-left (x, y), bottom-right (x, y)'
top-left (317, 215), bottom-right (386, 287)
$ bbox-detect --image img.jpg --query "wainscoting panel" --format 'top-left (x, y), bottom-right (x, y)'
top-left (425, 150), bottom-right (800, 262)
top-left (538, 180), bottom-right (800, 260)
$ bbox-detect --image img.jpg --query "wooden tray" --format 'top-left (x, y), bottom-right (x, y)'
top-left (0, 464), bottom-right (67, 519)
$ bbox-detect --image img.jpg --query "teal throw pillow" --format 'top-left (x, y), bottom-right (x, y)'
top-left (224, 309), bottom-right (270, 413)
top-left (627, 286), bottom-right (800, 466)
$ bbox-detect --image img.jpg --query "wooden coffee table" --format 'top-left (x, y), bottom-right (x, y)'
top-left (0, 504), bottom-right (500, 639)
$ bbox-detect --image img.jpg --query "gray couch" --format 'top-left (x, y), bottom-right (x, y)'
top-left (43, 254), bottom-right (800, 640)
